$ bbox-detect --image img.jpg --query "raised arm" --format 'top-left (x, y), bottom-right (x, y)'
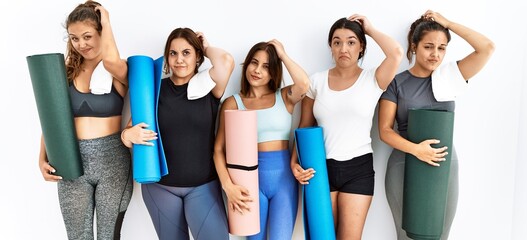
top-left (197, 32), bottom-right (235, 99)
top-left (349, 14), bottom-right (403, 90)
top-left (268, 39), bottom-right (310, 110)
top-left (95, 5), bottom-right (128, 85)
top-left (213, 97), bottom-right (253, 213)
top-left (424, 10), bottom-right (495, 80)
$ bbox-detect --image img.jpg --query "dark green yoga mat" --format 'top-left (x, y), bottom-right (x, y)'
top-left (403, 109), bottom-right (454, 240)
top-left (27, 53), bottom-right (83, 180)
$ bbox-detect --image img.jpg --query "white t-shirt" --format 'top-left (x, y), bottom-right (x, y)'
top-left (307, 68), bottom-right (383, 161)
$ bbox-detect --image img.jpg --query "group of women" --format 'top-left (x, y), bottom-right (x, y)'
top-left (37, 1), bottom-right (494, 239)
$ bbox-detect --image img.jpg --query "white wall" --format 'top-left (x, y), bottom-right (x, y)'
top-left (1, 0), bottom-right (524, 239)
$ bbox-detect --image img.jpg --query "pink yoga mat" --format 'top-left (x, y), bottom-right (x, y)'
top-left (224, 109), bottom-right (260, 236)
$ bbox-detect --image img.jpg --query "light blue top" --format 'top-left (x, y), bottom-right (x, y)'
top-left (233, 89), bottom-right (292, 143)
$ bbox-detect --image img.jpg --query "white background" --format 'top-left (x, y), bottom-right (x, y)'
top-left (1, 0), bottom-right (525, 239)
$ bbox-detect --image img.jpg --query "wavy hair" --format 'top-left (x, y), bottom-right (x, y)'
top-left (64, 0), bottom-right (102, 82)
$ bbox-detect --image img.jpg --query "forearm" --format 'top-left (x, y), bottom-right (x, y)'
top-left (100, 21), bottom-right (127, 82)
top-left (120, 127), bottom-right (133, 148)
top-left (445, 21), bottom-right (494, 55)
top-left (283, 55), bottom-right (310, 95)
top-left (380, 128), bottom-right (417, 156)
top-left (205, 46), bottom-right (234, 72)
top-left (39, 135), bottom-right (48, 164)
top-left (368, 28), bottom-right (404, 63)
top-left (213, 151), bottom-right (234, 191)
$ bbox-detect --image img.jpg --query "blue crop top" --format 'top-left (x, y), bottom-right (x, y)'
top-left (69, 83), bottom-right (123, 117)
top-left (233, 89), bottom-right (292, 143)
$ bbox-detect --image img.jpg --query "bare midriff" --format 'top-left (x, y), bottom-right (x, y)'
top-left (74, 116), bottom-right (122, 140)
top-left (257, 140), bottom-right (289, 152)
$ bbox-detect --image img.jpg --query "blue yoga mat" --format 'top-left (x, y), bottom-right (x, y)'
top-left (295, 127), bottom-right (336, 240)
top-left (127, 55), bottom-right (168, 183)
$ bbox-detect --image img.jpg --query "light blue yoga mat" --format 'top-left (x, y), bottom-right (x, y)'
top-left (295, 126), bottom-right (336, 240)
top-left (127, 55), bottom-right (168, 183)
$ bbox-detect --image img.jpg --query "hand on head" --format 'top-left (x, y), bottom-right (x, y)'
top-left (422, 10), bottom-right (449, 28)
top-left (267, 39), bottom-right (286, 59)
top-left (196, 32), bottom-right (210, 51)
top-left (348, 14), bottom-right (373, 34)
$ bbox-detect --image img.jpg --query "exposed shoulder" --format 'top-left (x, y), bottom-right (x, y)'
top-left (220, 95), bottom-right (239, 110)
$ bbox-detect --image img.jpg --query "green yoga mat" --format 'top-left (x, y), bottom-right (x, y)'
top-left (402, 109), bottom-right (454, 240)
top-left (27, 53), bottom-right (83, 180)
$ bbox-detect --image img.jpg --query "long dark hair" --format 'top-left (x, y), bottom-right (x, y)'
top-left (239, 42), bottom-right (283, 96)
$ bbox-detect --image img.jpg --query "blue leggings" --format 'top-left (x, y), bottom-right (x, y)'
top-left (248, 150), bottom-right (298, 240)
top-left (141, 179), bottom-right (229, 240)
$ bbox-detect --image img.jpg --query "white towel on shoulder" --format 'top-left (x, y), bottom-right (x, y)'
top-left (89, 61), bottom-right (113, 95)
top-left (187, 68), bottom-right (216, 100)
top-left (431, 61), bottom-right (467, 101)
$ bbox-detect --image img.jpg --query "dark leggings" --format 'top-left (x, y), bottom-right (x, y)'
top-left (141, 180), bottom-right (229, 240)
top-left (58, 133), bottom-right (133, 240)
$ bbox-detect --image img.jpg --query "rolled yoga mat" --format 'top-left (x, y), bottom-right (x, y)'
top-left (224, 109), bottom-right (260, 236)
top-left (294, 126), bottom-right (336, 240)
top-left (127, 55), bottom-right (168, 183)
top-left (27, 53), bottom-right (83, 180)
top-left (403, 109), bottom-right (455, 240)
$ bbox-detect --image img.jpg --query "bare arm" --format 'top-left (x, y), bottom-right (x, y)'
top-left (290, 97), bottom-right (316, 184)
top-left (425, 10), bottom-right (495, 80)
top-left (197, 32), bottom-right (235, 99)
top-left (213, 97), bottom-right (253, 213)
top-left (378, 99), bottom-right (448, 166)
top-left (95, 5), bottom-right (128, 85)
top-left (38, 135), bottom-right (62, 181)
top-left (121, 118), bottom-right (158, 148)
top-left (349, 14), bottom-right (403, 90)
top-left (268, 39), bottom-right (310, 112)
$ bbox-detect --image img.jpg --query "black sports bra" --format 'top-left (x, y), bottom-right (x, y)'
top-left (69, 83), bottom-right (124, 117)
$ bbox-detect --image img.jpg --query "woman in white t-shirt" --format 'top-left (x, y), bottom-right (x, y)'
top-left (291, 14), bottom-right (403, 240)
top-left (378, 10), bottom-right (495, 240)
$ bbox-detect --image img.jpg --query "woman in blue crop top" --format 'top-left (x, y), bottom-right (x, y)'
top-left (37, 1), bottom-right (133, 239)
top-left (214, 40), bottom-right (310, 240)
top-left (121, 28), bottom-right (235, 240)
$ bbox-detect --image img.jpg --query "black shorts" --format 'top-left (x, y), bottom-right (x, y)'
top-left (327, 153), bottom-right (375, 195)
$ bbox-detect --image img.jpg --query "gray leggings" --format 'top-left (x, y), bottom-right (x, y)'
top-left (141, 180), bottom-right (229, 240)
top-left (385, 148), bottom-right (459, 240)
top-left (58, 133), bottom-right (133, 240)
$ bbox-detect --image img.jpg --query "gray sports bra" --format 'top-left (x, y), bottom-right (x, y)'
top-left (69, 83), bottom-right (123, 117)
